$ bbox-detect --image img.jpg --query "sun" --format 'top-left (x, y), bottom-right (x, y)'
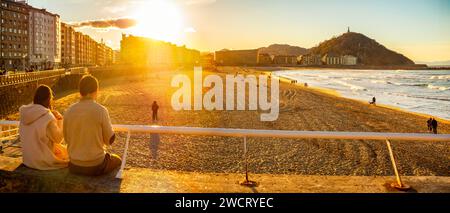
top-left (129, 0), bottom-right (184, 43)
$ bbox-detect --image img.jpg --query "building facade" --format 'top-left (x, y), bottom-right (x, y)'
top-left (273, 55), bottom-right (297, 65)
top-left (258, 53), bottom-right (272, 65)
top-left (200, 52), bottom-right (214, 68)
top-left (121, 34), bottom-right (200, 66)
top-left (321, 53), bottom-right (358, 66)
top-left (95, 40), bottom-right (113, 66)
top-left (215, 49), bottom-right (259, 66)
top-left (321, 53), bottom-right (341, 65)
top-left (1, 1), bottom-right (114, 71)
top-left (300, 53), bottom-right (322, 66)
top-left (113, 50), bottom-right (120, 64)
top-left (0, 0), bottom-right (29, 71)
top-left (61, 22), bottom-right (75, 67)
top-left (74, 32), bottom-right (101, 67)
top-left (29, 7), bottom-right (60, 70)
top-left (341, 55), bottom-right (357, 65)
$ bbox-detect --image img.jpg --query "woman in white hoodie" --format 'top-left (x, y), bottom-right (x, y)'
top-left (19, 85), bottom-right (69, 170)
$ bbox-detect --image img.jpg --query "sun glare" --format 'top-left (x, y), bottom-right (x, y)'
top-left (129, 0), bottom-right (184, 43)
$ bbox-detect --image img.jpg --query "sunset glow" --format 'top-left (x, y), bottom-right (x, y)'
top-left (128, 0), bottom-right (184, 43)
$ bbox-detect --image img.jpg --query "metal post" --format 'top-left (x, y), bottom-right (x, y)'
top-left (240, 136), bottom-right (257, 187)
top-left (385, 139), bottom-right (410, 191)
top-left (116, 130), bottom-right (131, 179)
top-left (244, 136), bottom-right (248, 182)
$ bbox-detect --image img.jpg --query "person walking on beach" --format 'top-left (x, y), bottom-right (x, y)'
top-left (369, 96), bottom-right (376, 105)
top-left (152, 101), bottom-right (159, 122)
top-left (63, 75), bottom-right (122, 176)
top-left (427, 118), bottom-right (433, 132)
top-left (19, 85), bottom-right (69, 170)
top-left (431, 118), bottom-right (438, 134)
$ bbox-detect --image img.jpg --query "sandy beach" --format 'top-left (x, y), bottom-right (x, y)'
top-left (6, 67), bottom-right (450, 176)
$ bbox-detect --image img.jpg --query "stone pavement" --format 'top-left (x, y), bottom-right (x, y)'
top-left (1, 165), bottom-right (449, 193)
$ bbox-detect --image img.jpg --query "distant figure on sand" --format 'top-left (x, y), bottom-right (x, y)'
top-left (64, 75), bottom-right (122, 176)
top-left (427, 118), bottom-right (433, 132)
top-left (152, 101), bottom-right (159, 122)
top-left (431, 118), bottom-right (438, 134)
top-left (304, 83), bottom-right (308, 87)
top-left (369, 97), bottom-right (376, 105)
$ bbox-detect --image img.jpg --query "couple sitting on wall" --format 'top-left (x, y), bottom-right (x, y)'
top-left (18, 75), bottom-right (122, 176)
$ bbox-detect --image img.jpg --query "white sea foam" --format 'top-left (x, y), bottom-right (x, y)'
top-left (370, 80), bottom-right (387, 84)
top-left (429, 75), bottom-right (450, 80)
top-left (272, 69), bottom-right (450, 120)
top-left (427, 84), bottom-right (449, 91)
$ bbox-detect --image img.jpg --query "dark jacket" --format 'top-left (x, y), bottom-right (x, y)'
top-left (152, 103), bottom-right (159, 112)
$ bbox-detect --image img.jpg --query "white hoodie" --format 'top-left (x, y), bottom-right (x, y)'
top-left (19, 104), bottom-right (68, 170)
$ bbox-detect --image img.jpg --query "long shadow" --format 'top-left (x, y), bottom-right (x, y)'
top-left (150, 133), bottom-right (160, 160)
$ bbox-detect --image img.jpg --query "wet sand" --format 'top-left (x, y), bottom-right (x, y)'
top-left (6, 67), bottom-right (450, 176)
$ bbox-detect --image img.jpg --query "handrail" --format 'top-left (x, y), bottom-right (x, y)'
top-left (0, 68), bottom-right (87, 87)
top-left (1, 120), bottom-right (449, 141)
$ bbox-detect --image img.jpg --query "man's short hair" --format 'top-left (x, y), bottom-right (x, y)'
top-left (79, 75), bottom-right (99, 96)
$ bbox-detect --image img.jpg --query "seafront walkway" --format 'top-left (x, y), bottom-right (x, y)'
top-left (0, 121), bottom-right (449, 193)
top-left (0, 67), bottom-right (87, 87)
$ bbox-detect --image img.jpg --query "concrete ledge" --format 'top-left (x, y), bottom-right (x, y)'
top-left (0, 166), bottom-right (121, 192)
top-left (1, 166), bottom-right (449, 193)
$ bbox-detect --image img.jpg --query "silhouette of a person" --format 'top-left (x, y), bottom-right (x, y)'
top-left (427, 118), bottom-right (433, 132)
top-left (152, 101), bottom-right (159, 122)
top-left (431, 118), bottom-right (438, 134)
top-left (369, 97), bottom-right (376, 105)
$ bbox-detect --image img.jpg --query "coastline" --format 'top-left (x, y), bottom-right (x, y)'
top-left (245, 65), bottom-right (447, 71)
top-left (268, 69), bottom-right (450, 124)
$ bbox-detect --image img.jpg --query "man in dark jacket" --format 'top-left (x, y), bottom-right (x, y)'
top-left (427, 118), bottom-right (433, 132)
top-left (431, 118), bottom-right (438, 134)
top-left (152, 101), bottom-right (159, 122)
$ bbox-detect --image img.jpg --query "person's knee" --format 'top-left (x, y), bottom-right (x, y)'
top-left (111, 154), bottom-right (122, 168)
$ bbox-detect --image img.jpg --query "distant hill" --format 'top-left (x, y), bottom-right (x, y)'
top-left (310, 32), bottom-right (415, 66)
top-left (259, 44), bottom-right (309, 56)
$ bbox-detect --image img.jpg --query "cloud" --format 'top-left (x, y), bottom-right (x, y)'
top-left (71, 18), bottom-right (137, 29)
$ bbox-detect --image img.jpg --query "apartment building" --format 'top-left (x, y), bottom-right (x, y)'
top-left (61, 22), bottom-right (75, 67)
top-left (28, 7), bottom-right (60, 70)
top-left (0, 0), bottom-right (29, 70)
top-left (121, 34), bottom-right (200, 66)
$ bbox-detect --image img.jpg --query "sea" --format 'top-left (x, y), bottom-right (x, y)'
top-left (272, 69), bottom-right (450, 120)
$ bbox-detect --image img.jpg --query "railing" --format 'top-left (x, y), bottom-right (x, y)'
top-left (1, 120), bottom-right (449, 190)
top-left (0, 67), bottom-right (87, 87)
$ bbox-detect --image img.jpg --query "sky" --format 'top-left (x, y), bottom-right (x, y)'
top-left (28, 0), bottom-right (450, 62)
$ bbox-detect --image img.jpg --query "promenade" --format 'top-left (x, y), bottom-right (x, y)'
top-left (4, 67), bottom-right (449, 177)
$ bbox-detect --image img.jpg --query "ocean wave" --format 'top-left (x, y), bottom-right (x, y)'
top-left (429, 75), bottom-right (450, 80)
top-left (414, 96), bottom-right (450, 102)
top-left (387, 81), bottom-right (428, 87)
top-left (371, 80), bottom-right (387, 84)
top-left (333, 80), bottom-right (367, 91)
top-left (383, 91), bottom-right (450, 101)
top-left (427, 84), bottom-right (449, 91)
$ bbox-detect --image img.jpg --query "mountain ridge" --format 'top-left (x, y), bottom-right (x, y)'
top-left (309, 32), bottom-right (415, 66)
